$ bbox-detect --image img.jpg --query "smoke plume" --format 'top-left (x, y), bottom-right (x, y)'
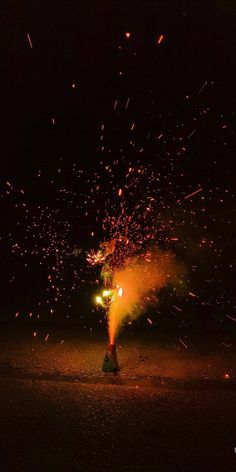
top-left (108, 249), bottom-right (184, 343)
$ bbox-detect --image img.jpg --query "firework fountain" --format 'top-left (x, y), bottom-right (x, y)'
top-left (84, 162), bottom-right (188, 371)
top-left (88, 237), bottom-right (184, 372)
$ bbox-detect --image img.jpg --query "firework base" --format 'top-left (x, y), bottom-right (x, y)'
top-left (102, 343), bottom-right (120, 372)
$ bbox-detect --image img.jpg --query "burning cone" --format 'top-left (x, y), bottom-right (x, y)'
top-left (102, 343), bottom-right (119, 372)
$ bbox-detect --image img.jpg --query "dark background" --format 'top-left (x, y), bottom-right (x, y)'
top-left (0, 0), bottom-right (236, 330)
top-left (1, 0), bottom-right (236, 177)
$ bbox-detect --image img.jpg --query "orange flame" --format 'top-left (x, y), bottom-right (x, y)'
top-left (108, 249), bottom-right (183, 343)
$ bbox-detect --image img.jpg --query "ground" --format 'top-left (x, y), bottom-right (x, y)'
top-left (0, 325), bottom-right (235, 471)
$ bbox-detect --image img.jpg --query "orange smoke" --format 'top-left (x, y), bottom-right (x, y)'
top-left (108, 249), bottom-right (183, 343)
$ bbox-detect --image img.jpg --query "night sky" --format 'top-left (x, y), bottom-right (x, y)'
top-left (1, 1), bottom-right (236, 330)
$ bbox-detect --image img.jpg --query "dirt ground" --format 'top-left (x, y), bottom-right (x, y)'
top-left (0, 326), bottom-right (236, 471)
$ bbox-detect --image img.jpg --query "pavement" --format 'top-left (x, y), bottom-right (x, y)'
top-left (0, 325), bottom-right (236, 471)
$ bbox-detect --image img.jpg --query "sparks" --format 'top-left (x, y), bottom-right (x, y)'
top-left (157, 34), bottom-right (164, 44)
top-left (27, 33), bottom-right (33, 48)
top-left (226, 315), bottom-right (236, 322)
top-left (172, 305), bottom-right (183, 312)
top-left (198, 81), bottom-right (208, 95)
top-left (86, 249), bottom-right (106, 265)
top-left (125, 97), bottom-right (130, 109)
top-left (95, 296), bottom-right (103, 305)
top-left (184, 187), bottom-right (203, 200)
top-left (187, 130), bottom-right (196, 140)
top-left (178, 338), bottom-right (188, 349)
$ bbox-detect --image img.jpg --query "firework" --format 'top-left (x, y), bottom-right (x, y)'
top-left (102, 343), bottom-right (119, 372)
top-left (86, 249), bottom-right (106, 266)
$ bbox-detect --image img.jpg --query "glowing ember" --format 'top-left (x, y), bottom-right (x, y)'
top-left (95, 296), bottom-right (103, 305)
top-left (157, 34), bottom-right (164, 44)
top-left (26, 33), bottom-right (33, 48)
top-left (86, 250), bottom-right (106, 265)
